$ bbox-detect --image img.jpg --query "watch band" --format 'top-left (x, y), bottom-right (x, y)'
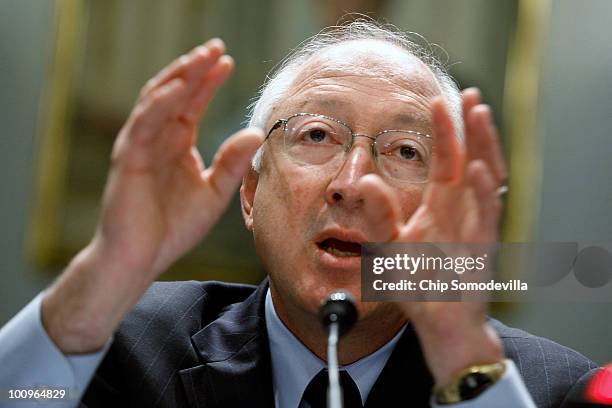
top-left (433, 361), bottom-right (507, 404)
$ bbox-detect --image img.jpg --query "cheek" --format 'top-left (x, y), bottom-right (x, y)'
top-left (252, 165), bottom-right (333, 313)
top-left (252, 161), bottom-right (330, 252)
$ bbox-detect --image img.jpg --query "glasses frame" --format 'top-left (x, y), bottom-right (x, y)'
top-left (264, 112), bottom-right (433, 183)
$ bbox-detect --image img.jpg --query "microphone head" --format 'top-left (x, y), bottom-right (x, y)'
top-left (319, 291), bottom-right (358, 337)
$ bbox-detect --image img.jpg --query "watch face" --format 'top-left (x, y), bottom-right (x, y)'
top-left (458, 372), bottom-right (495, 400)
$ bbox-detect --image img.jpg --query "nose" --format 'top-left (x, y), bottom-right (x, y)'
top-left (324, 140), bottom-right (377, 209)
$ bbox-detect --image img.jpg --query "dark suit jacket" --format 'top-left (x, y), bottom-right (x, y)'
top-left (81, 279), bottom-right (598, 407)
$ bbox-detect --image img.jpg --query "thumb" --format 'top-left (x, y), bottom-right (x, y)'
top-left (358, 174), bottom-right (402, 242)
top-left (204, 127), bottom-right (264, 204)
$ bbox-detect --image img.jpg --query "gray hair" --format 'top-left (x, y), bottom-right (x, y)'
top-left (247, 19), bottom-right (463, 172)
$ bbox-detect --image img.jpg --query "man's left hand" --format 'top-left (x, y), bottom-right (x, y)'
top-left (359, 87), bottom-right (507, 387)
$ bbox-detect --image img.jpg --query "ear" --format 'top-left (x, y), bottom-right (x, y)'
top-left (240, 167), bottom-right (259, 231)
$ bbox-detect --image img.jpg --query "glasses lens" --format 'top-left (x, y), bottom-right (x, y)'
top-left (376, 131), bottom-right (432, 182)
top-left (283, 115), bottom-right (350, 165)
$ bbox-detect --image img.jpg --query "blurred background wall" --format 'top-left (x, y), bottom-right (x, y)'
top-left (0, 0), bottom-right (56, 328)
top-left (1, 0), bottom-right (611, 364)
top-left (496, 0), bottom-right (612, 366)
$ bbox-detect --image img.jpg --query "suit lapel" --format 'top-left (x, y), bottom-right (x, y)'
top-left (364, 325), bottom-right (434, 407)
top-left (179, 280), bottom-right (274, 408)
top-left (177, 279), bottom-right (434, 408)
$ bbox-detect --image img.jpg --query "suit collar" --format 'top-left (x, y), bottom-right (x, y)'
top-left (179, 278), bottom-right (274, 408)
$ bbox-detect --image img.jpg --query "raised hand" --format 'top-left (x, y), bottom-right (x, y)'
top-left (359, 88), bottom-right (507, 386)
top-left (42, 39), bottom-right (263, 353)
top-left (361, 88), bottom-right (506, 244)
top-left (97, 38), bottom-right (262, 279)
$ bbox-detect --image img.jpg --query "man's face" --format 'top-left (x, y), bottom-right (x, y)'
top-left (244, 40), bottom-right (442, 323)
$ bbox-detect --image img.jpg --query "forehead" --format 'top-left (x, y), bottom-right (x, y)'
top-left (275, 39), bottom-right (442, 129)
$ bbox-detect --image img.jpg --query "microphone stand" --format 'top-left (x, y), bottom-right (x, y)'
top-left (320, 291), bottom-right (358, 408)
top-left (327, 318), bottom-right (342, 408)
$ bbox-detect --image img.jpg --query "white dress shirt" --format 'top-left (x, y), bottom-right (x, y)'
top-left (265, 289), bottom-right (405, 406)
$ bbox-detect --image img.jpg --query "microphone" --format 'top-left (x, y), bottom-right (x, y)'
top-left (319, 291), bottom-right (358, 408)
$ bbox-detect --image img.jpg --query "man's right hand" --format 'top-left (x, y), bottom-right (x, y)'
top-left (41, 39), bottom-right (263, 354)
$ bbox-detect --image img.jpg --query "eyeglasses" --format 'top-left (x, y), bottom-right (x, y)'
top-left (265, 112), bottom-right (433, 183)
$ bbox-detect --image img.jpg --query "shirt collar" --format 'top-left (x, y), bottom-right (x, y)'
top-left (265, 288), bottom-right (405, 408)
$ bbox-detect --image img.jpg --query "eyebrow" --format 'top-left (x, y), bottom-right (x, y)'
top-left (294, 96), bottom-right (431, 130)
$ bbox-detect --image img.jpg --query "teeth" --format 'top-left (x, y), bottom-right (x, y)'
top-left (325, 246), bottom-right (359, 257)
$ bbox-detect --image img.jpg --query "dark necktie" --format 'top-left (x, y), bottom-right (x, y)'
top-left (300, 369), bottom-right (363, 408)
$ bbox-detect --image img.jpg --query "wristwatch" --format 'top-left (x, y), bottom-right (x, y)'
top-left (433, 361), bottom-right (506, 404)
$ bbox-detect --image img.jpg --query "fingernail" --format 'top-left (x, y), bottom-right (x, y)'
top-left (463, 87), bottom-right (481, 100)
top-left (178, 55), bottom-right (191, 66)
top-left (472, 104), bottom-right (491, 120)
top-left (188, 46), bottom-right (208, 61)
top-left (204, 38), bottom-right (225, 53)
top-left (481, 105), bottom-right (493, 124)
top-left (218, 54), bottom-right (234, 66)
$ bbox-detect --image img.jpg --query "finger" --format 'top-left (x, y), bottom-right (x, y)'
top-left (140, 38), bottom-right (226, 98)
top-left (152, 56), bottom-right (235, 155)
top-left (129, 78), bottom-right (190, 143)
top-left (461, 87), bottom-right (481, 120)
top-left (466, 160), bottom-right (501, 233)
top-left (204, 128), bottom-right (265, 203)
top-left (430, 97), bottom-right (465, 183)
top-left (466, 105), bottom-right (507, 184)
top-left (181, 55), bottom-right (234, 123)
top-left (357, 174), bottom-right (402, 242)
top-left (132, 53), bottom-right (234, 159)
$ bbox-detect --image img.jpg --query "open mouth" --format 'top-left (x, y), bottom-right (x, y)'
top-left (317, 238), bottom-right (362, 257)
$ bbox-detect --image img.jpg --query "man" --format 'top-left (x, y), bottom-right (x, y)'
top-left (0, 21), bottom-right (598, 407)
